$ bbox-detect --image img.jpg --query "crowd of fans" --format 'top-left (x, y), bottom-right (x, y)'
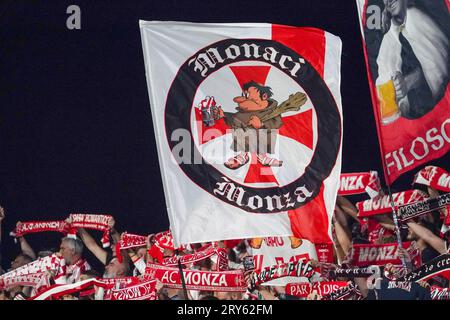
top-left (0, 177), bottom-right (449, 300)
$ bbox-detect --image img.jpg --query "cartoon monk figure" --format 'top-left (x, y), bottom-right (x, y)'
top-left (213, 81), bottom-right (307, 170)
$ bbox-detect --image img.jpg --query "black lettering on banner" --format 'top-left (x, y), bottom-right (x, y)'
top-left (397, 193), bottom-right (450, 222)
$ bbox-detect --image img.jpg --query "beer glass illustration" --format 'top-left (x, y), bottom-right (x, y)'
top-left (377, 79), bottom-right (400, 125)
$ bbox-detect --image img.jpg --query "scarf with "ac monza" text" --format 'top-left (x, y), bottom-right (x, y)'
top-left (144, 263), bottom-right (246, 292)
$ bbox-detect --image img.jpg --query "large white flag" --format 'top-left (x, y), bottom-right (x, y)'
top-left (140, 21), bottom-right (342, 246)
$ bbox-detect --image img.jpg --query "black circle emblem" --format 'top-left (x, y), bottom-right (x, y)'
top-left (165, 39), bottom-right (341, 213)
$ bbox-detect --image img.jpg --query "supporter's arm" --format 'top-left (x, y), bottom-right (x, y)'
top-left (78, 228), bottom-right (108, 265)
top-left (333, 206), bottom-right (352, 256)
top-left (373, 214), bottom-right (396, 231)
top-left (108, 217), bottom-right (120, 245)
top-left (427, 186), bottom-right (440, 199)
top-left (333, 241), bottom-right (346, 265)
top-left (18, 235), bottom-right (37, 260)
top-left (336, 196), bottom-right (359, 220)
top-left (127, 249), bottom-right (146, 275)
top-left (353, 277), bottom-right (369, 299)
top-left (155, 280), bottom-right (164, 300)
top-left (334, 205), bottom-right (351, 231)
top-left (406, 221), bottom-right (447, 254)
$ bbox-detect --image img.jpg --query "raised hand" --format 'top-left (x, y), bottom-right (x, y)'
top-left (392, 72), bottom-right (407, 100)
top-left (107, 217), bottom-right (116, 229)
top-left (212, 106), bottom-right (224, 120)
top-left (247, 115), bottom-right (262, 129)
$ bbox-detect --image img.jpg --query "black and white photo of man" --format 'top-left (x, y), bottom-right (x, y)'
top-left (375, 0), bottom-right (449, 121)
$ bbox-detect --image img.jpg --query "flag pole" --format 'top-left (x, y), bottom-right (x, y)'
top-left (384, 183), bottom-right (408, 270)
top-left (175, 248), bottom-right (189, 300)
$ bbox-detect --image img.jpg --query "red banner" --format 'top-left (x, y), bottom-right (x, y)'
top-left (356, 0), bottom-right (450, 184)
top-left (357, 190), bottom-right (428, 217)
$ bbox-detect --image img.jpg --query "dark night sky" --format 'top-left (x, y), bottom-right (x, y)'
top-left (0, 0), bottom-right (448, 269)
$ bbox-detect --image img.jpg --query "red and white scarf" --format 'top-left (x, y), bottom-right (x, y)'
top-left (366, 219), bottom-right (395, 244)
top-left (110, 279), bottom-right (157, 300)
top-left (413, 166), bottom-right (450, 223)
top-left (95, 277), bottom-right (141, 299)
top-left (0, 254), bottom-right (66, 290)
top-left (144, 263), bottom-right (246, 292)
top-left (67, 213), bottom-right (112, 247)
top-left (414, 166), bottom-right (450, 192)
top-left (29, 278), bottom-right (103, 300)
top-left (431, 286), bottom-right (450, 300)
top-left (29, 277), bottom-right (141, 300)
top-left (348, 242), bottom-right (421, 268)
top-left (286, 281), bottom-right (349, 298)
top-left (357, 190), bottom-right (428, 218)
top-left (148, 230), bottom-right (195, 262)
top-left (153, 230), bottom-right (175, 250)
top-left (10, 220), bottom-right (69, 240)
top-left (321, 281), bottom-right (363, 300)
top-left (162, 246), bottom-right (229, 271)
top-left (252, 259), bottom-right (316, 286)
top-left (338, 171), bottom-right (381, 198)
top-left (0, 254), bottom-right (66, 292)
top-left (65, 258), bottom-right (91, 284)
top-left (95, 276), bottom-right (140, 289)
top-left (0, 272), bottom-right (48, 290)
top-left (115, 232), bottom-right (147, 262)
